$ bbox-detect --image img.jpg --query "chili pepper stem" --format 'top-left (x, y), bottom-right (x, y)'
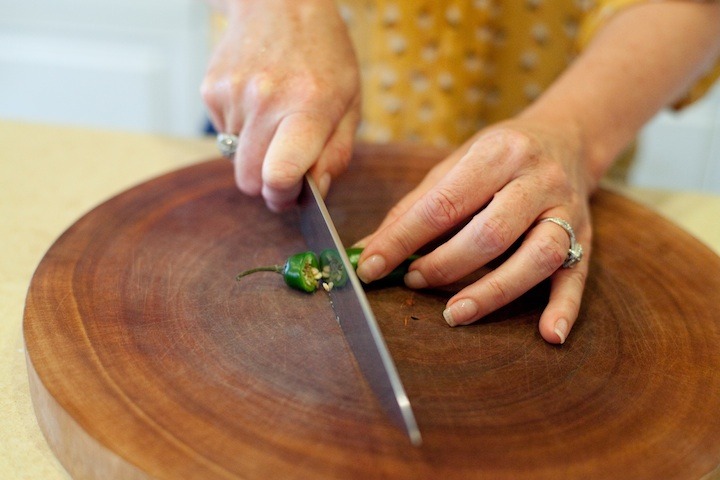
top-left (236, 265), bottom-right (284, 280)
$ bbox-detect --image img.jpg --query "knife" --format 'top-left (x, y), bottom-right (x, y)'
top-left (299, 174), bottom-right (422, 446)
top-left (217, 135), bottom-right (421, 445)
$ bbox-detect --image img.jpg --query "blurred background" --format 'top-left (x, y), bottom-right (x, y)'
top-left (2, 0), bottom-right (719, 192)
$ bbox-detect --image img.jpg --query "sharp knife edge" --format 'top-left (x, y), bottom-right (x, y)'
top-left (299, 175), bottom-right (422, 446)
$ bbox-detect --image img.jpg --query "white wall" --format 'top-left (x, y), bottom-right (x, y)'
top-left (0, 0), bottom-right (211, 137)
top-left (630, 80), bottom-right (720, 193)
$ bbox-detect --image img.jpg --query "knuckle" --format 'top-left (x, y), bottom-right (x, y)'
top-left (471, 215), bottom-right (514, 256)
top-left (420, 257), bottom-right (455, 285)
top-left (420, 187), bottom-right (465, 231)
top-left (199, 79), bottom-right (217, 105)
top-left (484, 274), bottom-right (513, 308)
top-left (298, 78), bottom-right (327, 104)
top-left (567, 267), bottom-right (588, 291)
top-left (391, 223), bottom-right (421, 258)
top-left (326, 139), bottom-right (353, 174)
top-left (385, 202), bottom-right (409, 225)
top-left (200, 76), bottom-right (231, 112)
top-left (283, 72), bottom-right (338, 112)
top-left (245, 72), bottom-right (278, 111)
top-left (528, 234), bottom-right (566, 274)
top-left (263, 160), bottom-right (304, 191)
top-left (540, 161), bottom-right (572, 193)
top-left (483, 127), bottom-right (535, 160)
top-left (495, 127), bottom-right (533, 151)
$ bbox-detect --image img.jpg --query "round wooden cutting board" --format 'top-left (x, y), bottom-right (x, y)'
top-left (24, 144), bottom-right (720, 479)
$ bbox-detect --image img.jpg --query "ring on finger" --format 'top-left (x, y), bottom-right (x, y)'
top-left (537, 217), bottom-right (583, 268)
top-left (217, 133), bottom-right (239, 158)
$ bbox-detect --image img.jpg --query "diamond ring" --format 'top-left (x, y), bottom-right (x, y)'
top-left (538, 217), bottom-right (583, 268)
top-left (216, 133), bottom-right (239, 158)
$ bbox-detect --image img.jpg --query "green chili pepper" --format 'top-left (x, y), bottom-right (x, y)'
top-left (319, 248), bottom-right (349, 289)
top-left (236, 251), bottom-right (320, 293)
top-left (236, 247), bottom-right (420, 293)
top-left (344, 247), bottom-right (363, 270)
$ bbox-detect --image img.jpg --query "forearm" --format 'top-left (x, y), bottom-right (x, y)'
top-left (520, 1), bottom-right (720, 190)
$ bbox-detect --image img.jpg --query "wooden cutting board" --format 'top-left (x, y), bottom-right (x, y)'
top-left (24, 144), bottom-right (720, 479)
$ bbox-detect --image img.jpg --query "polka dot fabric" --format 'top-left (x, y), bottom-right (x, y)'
top-left (337, 0), bottom-right (720, 146)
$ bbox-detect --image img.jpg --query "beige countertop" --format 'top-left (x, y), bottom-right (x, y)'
top-left (2, 120), bottom-right (719, 479)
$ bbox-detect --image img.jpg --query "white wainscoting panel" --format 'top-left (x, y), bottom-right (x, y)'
top-left (0, 0), bottom-right (211, 136)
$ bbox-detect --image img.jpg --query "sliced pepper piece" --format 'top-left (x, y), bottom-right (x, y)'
top-left (236, 251), bottom-right (320, 293)
top-left (319, 248), bottom-right (349, 289)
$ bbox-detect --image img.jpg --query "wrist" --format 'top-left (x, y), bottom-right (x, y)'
top-left (517, 103), bottom-right (609, 193)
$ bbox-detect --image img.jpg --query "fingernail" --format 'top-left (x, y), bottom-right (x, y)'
top-left (318, 173), bottom-right (331, 197)
top-left (356, 254), bottom-right (386, 283)
top-left (442, 299), bottom-right (479, 327)
top-left (404, 270), bottom-right (428, 289)
top-left (554, 318), bottom-right (569, 344)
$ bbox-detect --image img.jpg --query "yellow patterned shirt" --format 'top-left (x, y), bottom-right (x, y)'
top-left (335, 0), bottom-right (720, 146)
top-left (211, 1), bottom-right (720, 147)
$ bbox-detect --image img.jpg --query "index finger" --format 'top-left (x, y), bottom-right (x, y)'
top-left (261, 111), bottom-right (336, 211)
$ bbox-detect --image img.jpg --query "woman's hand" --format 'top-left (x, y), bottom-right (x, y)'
top-left (356, 0), bottom-right (720, 345)
top-left (201, 0), bottom-right (361, 212)
top-left (356, 119), bottom-right (593, 344)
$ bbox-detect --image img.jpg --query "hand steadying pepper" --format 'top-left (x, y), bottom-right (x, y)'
top-left (236, 247), bottom-right (418, 293)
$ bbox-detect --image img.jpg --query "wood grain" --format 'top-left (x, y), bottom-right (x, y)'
top-left (24, 144), bottom-right (720, 479)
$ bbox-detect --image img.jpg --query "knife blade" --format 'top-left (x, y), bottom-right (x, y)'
top-left (299, 174), bottom-right (422, 446)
